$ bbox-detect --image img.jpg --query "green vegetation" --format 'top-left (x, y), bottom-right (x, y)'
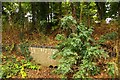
top-left (1, 56), bottom-right (39, 78)
top-left (52, 16), bottom-right (117, 78)
top-left (1, 42), bottom-right (40, 78)
top-left (98, 32), bottom-right (118, 44)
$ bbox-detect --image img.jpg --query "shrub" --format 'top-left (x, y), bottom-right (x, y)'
top-left (52, 15), bottom-right (116, 78)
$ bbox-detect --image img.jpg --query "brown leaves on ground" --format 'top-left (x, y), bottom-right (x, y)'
top-left (26, 66), bottom-right (60, 78)
top-left (2, 27), bottom-right (60, 47)
top-left (2, 28), bottom-right (20, 44)
top-left (93, 23), bottom-right (118, 40)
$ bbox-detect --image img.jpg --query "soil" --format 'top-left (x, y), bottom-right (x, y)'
top-left (26, 66), bottom-right (60, 78)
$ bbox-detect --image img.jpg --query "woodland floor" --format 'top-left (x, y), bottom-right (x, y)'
top-left (2, 23), bottom-right (120, 78)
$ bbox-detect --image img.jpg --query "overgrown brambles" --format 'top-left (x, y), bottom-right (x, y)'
top-left (52, 15), bottom-right (116, 78)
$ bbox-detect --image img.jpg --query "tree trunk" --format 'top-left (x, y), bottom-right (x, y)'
top-left (118, 2), bottom-right (120, 23)
top-left (31, 2), bottom-right (36, 26)
top-left (71, 2), bottom-right (76, 19)
top-left (95, 2), bottom-right (106, 20)
top-left (59, 2), bottom-right (62, 17)
top-left (80, 2), bottom-right (84, 23)
top-left (18, 2), bottom-right (24, 29)
top-left (50, 2), bottom-right (54, 23)
top-left (86, 2), bottom-right (91, 27)
top-left (69, 3), bottom-right (77, 33)
top-left (47, 3), bottom-right (49, 23)
top-left (100, 2), bottom-right (106, 20)
top-left (30, 2), bottom-right (36, 32)
top-left (76, 2), bottom-right (80, 22)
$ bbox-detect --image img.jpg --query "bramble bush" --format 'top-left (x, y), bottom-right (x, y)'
top-left (52, 15), bottom-right (116, 78)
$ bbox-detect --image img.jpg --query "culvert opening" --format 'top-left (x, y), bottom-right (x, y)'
top-left (49, 65), bottom-right (54, 68)
top-left (54, 66), bottom-right (58, 69)
top-left (49, 65), bottom-right (58, 69)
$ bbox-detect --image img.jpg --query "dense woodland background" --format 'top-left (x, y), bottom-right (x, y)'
top-left (2, 2), bottom-right (120, 32)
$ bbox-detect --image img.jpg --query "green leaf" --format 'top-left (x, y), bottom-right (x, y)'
top-left (55, 34), bottom-right (65, 41)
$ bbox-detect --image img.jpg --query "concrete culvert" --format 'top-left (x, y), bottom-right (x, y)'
top-left (29, 46), bottom-right (59, 67)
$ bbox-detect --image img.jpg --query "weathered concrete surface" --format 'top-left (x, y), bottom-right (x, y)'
top-left (29, 47), bottom-right (58, 67)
